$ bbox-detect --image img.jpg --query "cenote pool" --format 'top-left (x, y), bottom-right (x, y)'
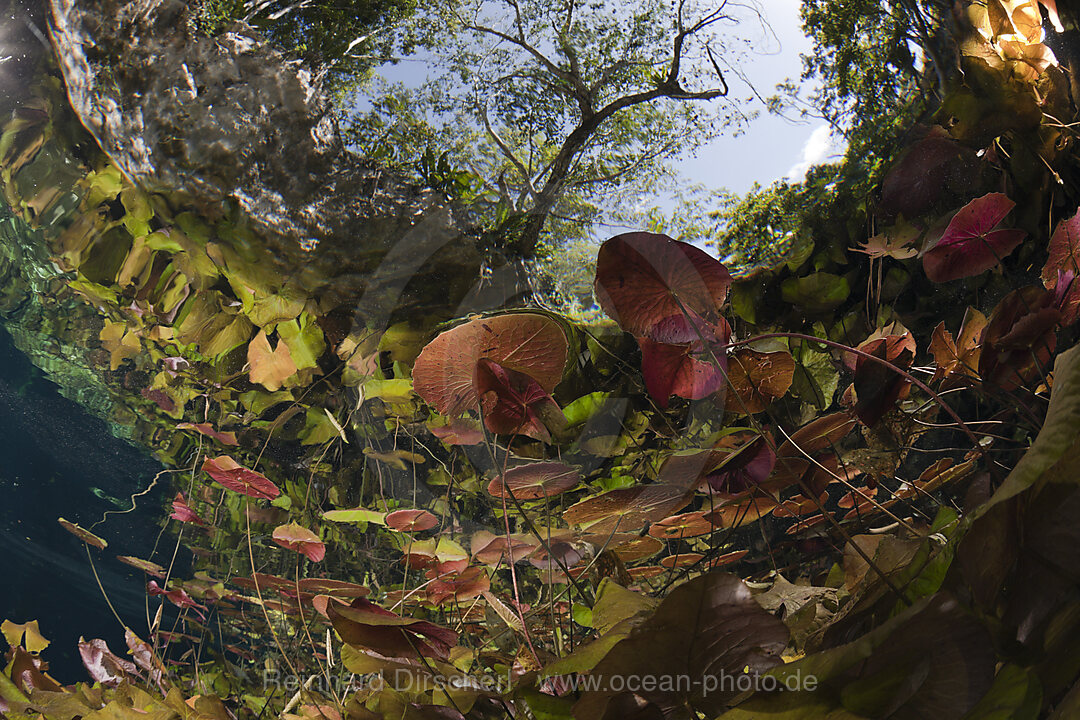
top-left (3, 1), bottom-right (1080, 719)
top-left (0, 323), bottom-right (174, 679)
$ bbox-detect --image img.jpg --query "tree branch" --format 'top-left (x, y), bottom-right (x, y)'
top-left (480, 104), bottom-right (539, 199)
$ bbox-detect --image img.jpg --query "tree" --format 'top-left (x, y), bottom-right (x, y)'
top-left (349, 0), bottom-right (768, 253)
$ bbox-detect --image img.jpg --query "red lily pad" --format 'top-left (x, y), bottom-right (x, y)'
top-left (57, 518), bottom-right (107, 550)
top-left (638, 315), bottom-right (731, 408)
top-left (296, 578), bottom-right (369, 600)
top-left (706, 549), bottom-right (749, 569)
top-left (170, 493), bottom-right (206, 525)
top-left (327, 597), bottom-right (458, 660)
top-left (428, 420), bottom-right (484, 446)
top-left (785, 514), bottom-right (827, 535)
top-left (423, 566), bottom-right (491, 606)
top-left (147, 581), bottom-right (207, 620)
top-left (1043, 208), bottom-right (1080, 286)
top-left (176, 422), bottom-right (238, 446)
top-left (979, 285), bottom-right (1060, 390)
top-left (703, 494), bottom-right (778, 528)
top-left (706, 434), bottom-right (777, 495)
top-left (851, 335), bottom-right (915, 426)
top-left (648, 512), bottom-right (713, 540)
top-left (471, 532), bottom-right (538, 565)
top-left (271, 522), bottom-right (326, 562)
top-left (1042, 210), bottom-right (1080, 324)
top-left (412, 313), bottom-right (567, 417)
top-left (115, 555), bottom-right (167, 578)
top-left (385, 509), bottom-right (439, 532)
top-left (878, 129), bottom-right (982, 220)
top-left (594, 232), bottom-right (732, 336)
top-left (474, 358), bottom-right (566, 441)
top-left (660, 552), bottom-right (705, 569)
top-left (563, 484), bottom-right (694, 535)
top-left (923, 193), bottom-right (1027, 283)
top-left (724, 348), bottom-right (796, 414)
top-left (773, 495), bottom-right (824, 518)
top-left (202, 455), bottom-right (280, 500)
top-left (487, 462), bottom-right (581, 500)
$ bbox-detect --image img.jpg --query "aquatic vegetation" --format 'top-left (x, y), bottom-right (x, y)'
top-left (5, 1), bottom-right (1080, 719)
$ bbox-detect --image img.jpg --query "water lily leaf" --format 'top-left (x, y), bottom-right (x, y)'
top-left (78, 638), bottom-right (137, 689)
top-left (470, 531), bottom-right (538, 566)
top-left (659, 552), bottom-right (704, 569)
top-left (115, 556), bottom-right (167, 579)
top-left (428, 420), bottom-right (484, 446)
top-left (851, 335), bottom-right (915, 426)
top-left (81, 165), bottom-right (124, 206)
top-left (323, 507), bottom-right (386, 525)
top-left (637, 316), bottom-right (730, 408)
top-left (592, 579), bottom-right (659, 635)
top-left (790, 334), bottom-right (840, 411)
top-left (782, 413), bottom-right (858, 458)
top-left (99, 319), bottom-right (141, 371)
top-left (169, 493), bottom-right (206, 525)
top-left (385, 509), bottom-right (439, 532)
top-left (594, 232), bottom-right (732, 336)
top-left (247, 329), bottom-right (297, 391)
top-left (572, 573), bottom-right (789, 719)
top-left (413, 313), bottom-right (568, 417)
top-left (364, 378), bottom-right (414, 404)
top-left (1042, 210), bottom-right (1080, 324)
top-left (271, 523), bottom-right (326, 562)
top-left (562, 391), bottom-right (611, 427)
top-left (247, 286), bottom-right (306, 328)
top-left (120, 187), bottom-right (153, 238)
top-left (238, 389), bottom-right (293, 416)
top-left (475, 358), bottom-right (565, 441)
top-left (563, 484), bottom-right (694, 535)
top-left (878, 130), bottom-right (983, 220)
top-left (781, 273), bottom-right (850, 312)
top-left (147, 581), bottom-right (207, 620)
top-left (175, 422), bottom-right (238, 446)
top-left (423, 565), bottom-right (490, 606)
top-left (979, 285), bottom-right (1059, 390)
top-left (923, 193), bottom-right (1026, 282)
top-left (1044, 209), bottom-right (1080, 286)
top-left (706, 435), bottom-right (778, 494)
top-left (57, 518), bottom-right (107, 550)
top-left (1, 620), bottom-right (49, 654)
top-left (327, 597), bottom-right (457, 660)
top-left (959, 664), bottom-right (1042, 720)
top-left (488, 462), bottom-right (581, 500)
top-left (929, 308), bottom-right (986, 385)
top-left (202, 455), bottom-right (280, 500)
top-left (725, 348), bottom-right (796, 414)
top-left (277, 312), bottom-right (326, 370)
top-left (704, 494), bottom-right (779, 529)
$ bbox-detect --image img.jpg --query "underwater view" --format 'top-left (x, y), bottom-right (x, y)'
top-left (2, 0), bottom-right (1080, 718)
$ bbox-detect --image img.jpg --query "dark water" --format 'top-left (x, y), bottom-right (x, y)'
top-left (0, 323), bottom-right (171, 680)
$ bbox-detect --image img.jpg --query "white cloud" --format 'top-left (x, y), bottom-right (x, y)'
top-left (785, 125), bottom-right (839, 181)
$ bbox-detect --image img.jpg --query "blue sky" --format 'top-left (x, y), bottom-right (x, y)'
top-left (672, 0), bottom-right (842, 195)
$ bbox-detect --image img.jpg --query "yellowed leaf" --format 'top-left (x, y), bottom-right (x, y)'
top-left (248, 330), bottom-right (297, 391)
